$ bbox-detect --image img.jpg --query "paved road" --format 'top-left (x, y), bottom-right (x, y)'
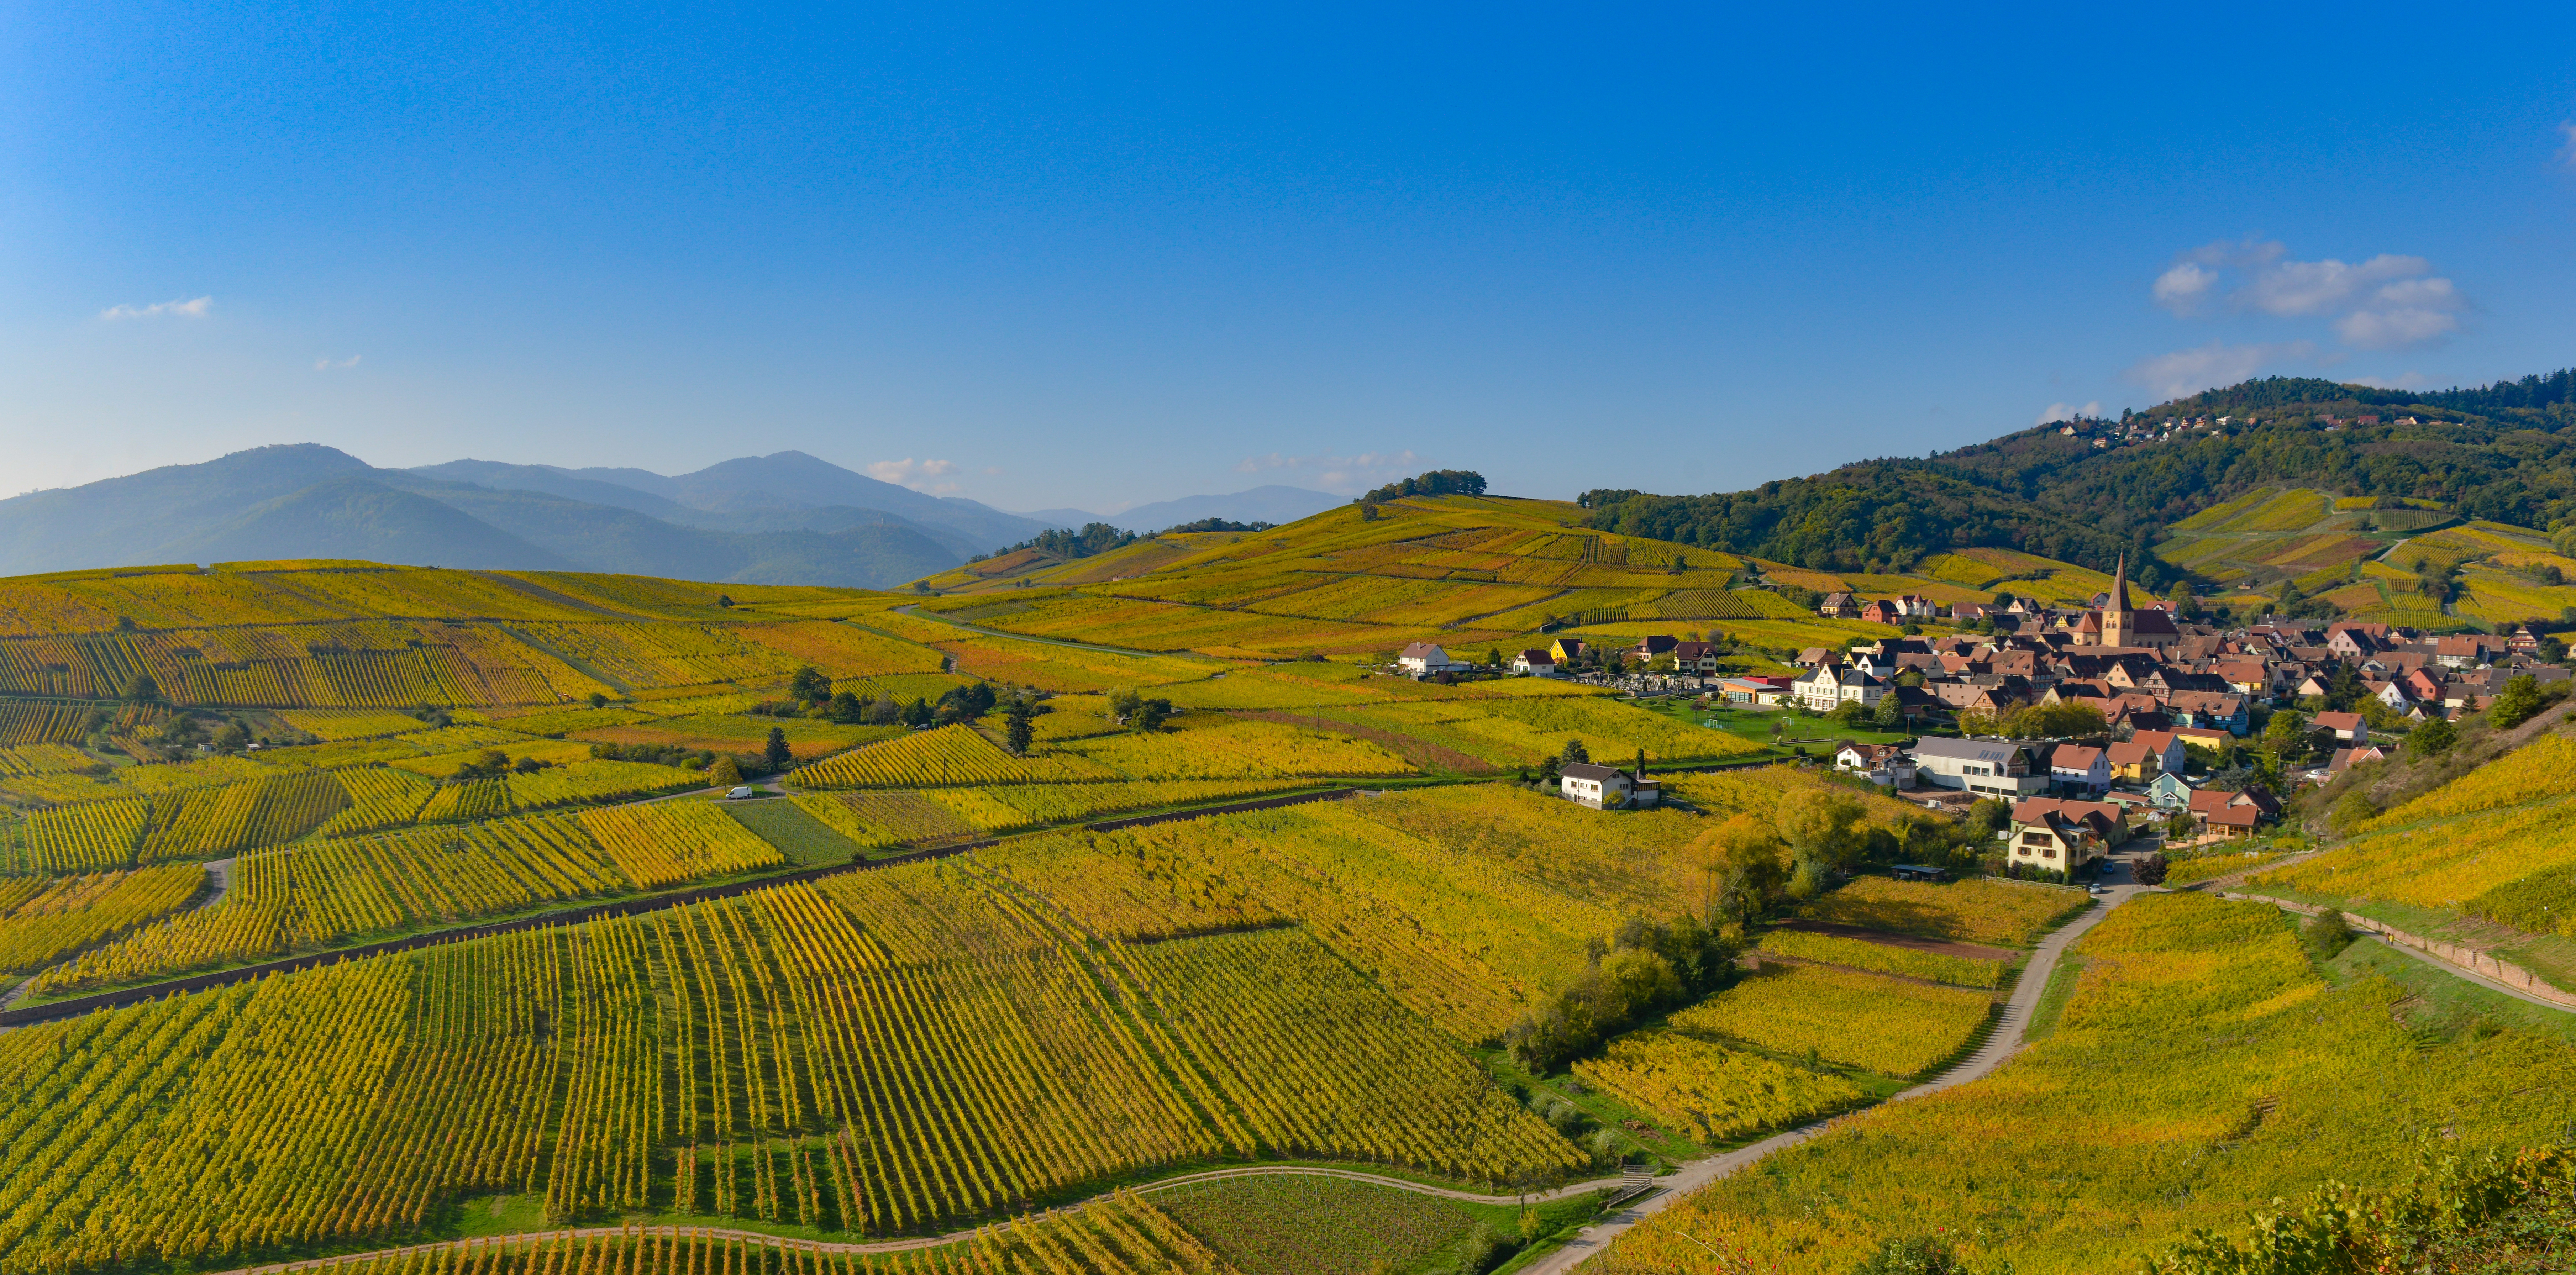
top-left (1521, 872), bottom-right (2145, 1274)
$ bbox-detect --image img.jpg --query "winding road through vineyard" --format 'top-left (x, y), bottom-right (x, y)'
top-left (198, 870), bottom-right (2153, 1275)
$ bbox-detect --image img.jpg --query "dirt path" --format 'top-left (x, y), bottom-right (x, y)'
top-left (203, 879), bottom-right (2143, 1275)
top-left (1519, 877), bottom-right (2144, 1274)
top-left (0, 855), bottom-right (236, 1013)
top-left (891, 605), bottom-right (1177, 659)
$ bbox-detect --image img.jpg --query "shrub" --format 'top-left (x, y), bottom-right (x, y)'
top-left (2300, 910), bottom-right (2355, 961)
top-left (2330, 790), bottom-right (2380, 836)
top-left (2132, 852), bottom-right (2168, 886)
top-left (2488, 674), bottom-right (2546, 729)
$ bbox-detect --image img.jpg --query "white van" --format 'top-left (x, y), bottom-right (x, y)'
top-left (726, 785), bottom-right (754, 799)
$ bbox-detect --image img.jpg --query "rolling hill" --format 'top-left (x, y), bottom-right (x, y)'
top-left (0, 446), bottom-right (1001, 589)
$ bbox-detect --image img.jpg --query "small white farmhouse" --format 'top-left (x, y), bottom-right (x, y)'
top-left (1559, 762), bottom-right (1634, 809)
top-left (1397, 642), bottom-right (1453, 676)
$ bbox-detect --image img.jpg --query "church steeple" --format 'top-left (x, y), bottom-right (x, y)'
top-left (2110, 552), bottom-right (2133, 613)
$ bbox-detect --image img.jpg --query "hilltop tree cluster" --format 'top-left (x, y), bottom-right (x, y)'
top-left (1357, 469), bottom-right (1487, 504)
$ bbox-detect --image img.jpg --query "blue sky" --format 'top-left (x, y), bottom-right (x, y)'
top-left (7, 4), bottom-right (2575, 514)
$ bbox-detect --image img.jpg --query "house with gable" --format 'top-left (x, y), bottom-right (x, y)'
top-left (2044, 743), bottom-right (2112, 795)
top-left (1510, 648), bottom-right (1558, 677)
top-left (1396, 642), bottom-right (1455, 676)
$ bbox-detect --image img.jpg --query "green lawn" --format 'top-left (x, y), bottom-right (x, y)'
top-left (2325, 936), bottom-right (2576, 1047)
top-left (1152, 1174), bottom-right (1601, 1275)
top-left (721, 796), bottom-right (874, 865)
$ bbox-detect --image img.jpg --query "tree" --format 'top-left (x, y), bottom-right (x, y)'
top-left (2262, 708), bottom-right (2309, 763)
top-left (2006, 701), bottom-right (2109, 739)
top-left (209, 721), bottom-right (251, 754)
top-left (1560, 738), bottom-right (1591, 766)
top-left (122, 672), bottom-right (159, 704)
top-left (1633, 746), bottom-right (1648, 777)
top-left (827, 691), bottom-right (866, 723)
top-left (1004, 701), bottom-right (1035, 755)
top-left (788, 666), bottom-right (831, 703)
top-left (1777, 792), bottom-right (1866, 884)
top-left (2330, 791), bottom-right (2379, 835)
top-left (1871, 693), bottom-right (1903, 729)
top-left (2409, 716), bottom-right (2458, 757)
top-left (2489, 674), bottom-right (2547, 729)
top-left (708, 754), bottom-right (744, 786)
top-left (1697, 814), bottom-right (1785, 922)
top-left (1133, 697), bottom-right (1173, 732)
top-left (763, 727), bottom-right (792, 768)
top-left (587, 691), bottom-right (609, 710)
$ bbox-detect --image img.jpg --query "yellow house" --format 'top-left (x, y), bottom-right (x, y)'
top-left (1549, 637), bottom-right (1588, 664)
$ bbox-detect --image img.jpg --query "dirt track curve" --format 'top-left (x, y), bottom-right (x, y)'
top-left (204, 876), bottom-right (2144, 1275)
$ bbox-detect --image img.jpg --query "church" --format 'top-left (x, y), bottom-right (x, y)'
top-left (2071, 554), bottom-right (2180, 651)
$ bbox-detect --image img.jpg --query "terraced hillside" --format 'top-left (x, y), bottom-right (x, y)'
top-left (913, 493), bottom-right (2126, 665)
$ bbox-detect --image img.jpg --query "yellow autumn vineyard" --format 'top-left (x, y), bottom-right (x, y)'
top-left (1671, 961), bottom-right (1995, 1078)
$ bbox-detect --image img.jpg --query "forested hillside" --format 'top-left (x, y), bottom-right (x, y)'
top-left (1579, 368), bottom-right (2576, 583)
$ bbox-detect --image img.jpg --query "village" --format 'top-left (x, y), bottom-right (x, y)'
top-left (1392, 554), bottom-right (2568, 884)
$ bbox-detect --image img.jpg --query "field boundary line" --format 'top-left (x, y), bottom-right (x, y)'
top-left (196, 876), bottom-right (2136, 1275)
top-left (0, 788), bottom-right (1361, 1029)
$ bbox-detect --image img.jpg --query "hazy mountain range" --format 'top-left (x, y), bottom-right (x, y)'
top-left (0, 446), bottom-right (1339, 588)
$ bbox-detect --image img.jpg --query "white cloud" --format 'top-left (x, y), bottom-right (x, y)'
top-left (99, 296), bottom-right (212, 321)
top-left (2036, 401), bottom-right (2104, 425)
top-left (2151, 263), bottom-right (2220, 315)
top-left (2148, 240), bottom-right (2465, 351)
top-left (313, 355), bottom-right (361, 370)
top-left (1236, 449), bottom-right (1424, 494)
top-left (2335, 307), bottom-right (2459, 349)
top-left (2351, 372), bottom-right (2431, 390)
top-left (2244, 253), bottom-right (2429, 316)
top-left (2124, 341), bottom-right (2315, 399)
top-left (864, 458), bottom-right (961, 493)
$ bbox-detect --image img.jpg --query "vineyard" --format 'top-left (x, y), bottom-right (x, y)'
top-left (0, 865), bottom-right (1578, 1270)
top-left (1596, 892), bottom-right (2576, 1274)
top-left (273, 1201), bottom-right (1246, 1273)
top-left (1670, 961), bottom-right (1996, 1077)
top-left (30, 806), bottom-right (776, 995)
top-left (1796, 876), bottom-right (2090, 948)
top-left (0, 864), bottom-right (203, 973)
top-left (1754, 928), bottom-right (2009, 989)
top-left (1573, 1031), bottom-right (1868, 1144)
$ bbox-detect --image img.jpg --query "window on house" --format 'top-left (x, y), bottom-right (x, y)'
top-left (2041, 846), bottom-right (2057, 859)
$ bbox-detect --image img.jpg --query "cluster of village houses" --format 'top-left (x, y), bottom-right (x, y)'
top-left (1391, 555), bottom-right (2566, 879)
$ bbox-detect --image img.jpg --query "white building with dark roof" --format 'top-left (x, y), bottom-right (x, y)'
top-left (1909, 737), bottom-right (2049, 798)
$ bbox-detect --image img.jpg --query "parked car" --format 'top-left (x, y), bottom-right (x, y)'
top-left (726, 785), bottom-right (754, 799)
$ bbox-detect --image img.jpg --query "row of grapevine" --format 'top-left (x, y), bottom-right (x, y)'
top-left (578, 803), bottom-right (785, 890)
top-left (1571, 1030), bottom-right (1868, 1144)
top-left (289, 1202), bottom-right (1242, 1274)
top-left (31, 811), bottom-right (671, 995)
top-left (0, 864), bottom-right (203, 973)
top-left (792, 725), bottom-right (1119, 790)
top-left (1672, 962), bottom-right (1996, 1078)
top-left (137, 770), bottom-right (351, 861)
top-left (0, 701), bottom-right (93, 746)
top-left (0, 744), bottom-right (92, 776)
top-left (0, 858), bottom-right (1579, 1269)
top-left (1754, 929), bottom-right (2009, 989)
